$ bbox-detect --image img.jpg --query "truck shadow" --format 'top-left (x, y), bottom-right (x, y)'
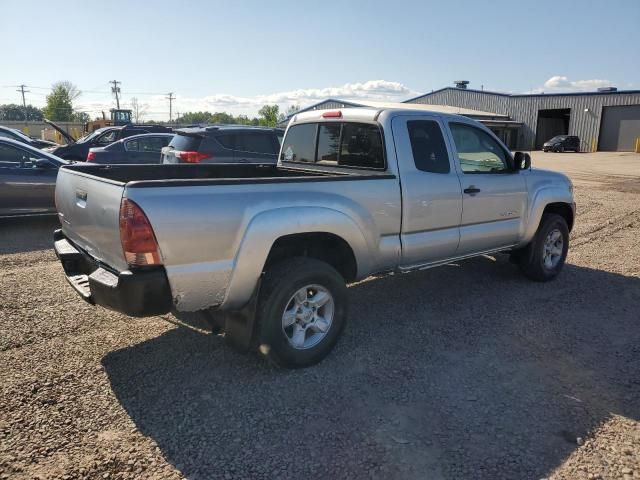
top-left (102, 256), bottom-right (640, 479)
top-left (0, 215), bottom-right (59, 255)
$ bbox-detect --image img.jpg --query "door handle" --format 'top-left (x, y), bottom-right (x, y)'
top-left (464, 187), bottom-right (481, 194)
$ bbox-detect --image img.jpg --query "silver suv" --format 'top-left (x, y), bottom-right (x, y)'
top-left (161, 125), bottom-right (284, 164)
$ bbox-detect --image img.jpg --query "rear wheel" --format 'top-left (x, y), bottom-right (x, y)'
top-left (517, 213), bottom-right (569, 281)
top-left (256, 257), bottom-right (347, 368)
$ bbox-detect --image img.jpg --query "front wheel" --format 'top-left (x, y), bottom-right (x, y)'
top-left (256, 257), bottom-right (347, 368)
top-left (517, 213), bottom-right (569, 281)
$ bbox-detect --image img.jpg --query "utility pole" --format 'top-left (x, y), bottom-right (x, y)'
top-left (16, 84), bottom-right (29, 120)
top-left (110, 80), bottom-right (121, 109)
top-left (166, 92), bottom-right (175, 123)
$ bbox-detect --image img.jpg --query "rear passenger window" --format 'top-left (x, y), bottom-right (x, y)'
top-left (282, 124), bottom-right (317, 163)
top-left (138, 137), bottom-right (166, 152)
top-left (407, 120), bottom-right (450, 173)
top-left (339, 123), bottom-right (384, 169)
top-left (236, 133), bottom-right (277, 154)
top-left (124, 139), bottom-right (138, 151)
top-left (316, 124), bottom-right (341, 164)
top-left (216, 133), bottom-right (235, 149)
top-left (282, 122), bottom-right (385, 169)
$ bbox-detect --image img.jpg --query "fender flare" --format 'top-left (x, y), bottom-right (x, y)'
top-left (220, 206), bottom-right (373, 310)
top-left (521, 186), bottom-right (574, 245)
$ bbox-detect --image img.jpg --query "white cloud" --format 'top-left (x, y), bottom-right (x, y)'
top-left (14, 80), bottom-right (417, 121)
top-left (145, 80), bottom-right (418, 120)
top-left (533, 76), bottom-right (613, 93)
top-left (58, 80), bottom-right (418, 121)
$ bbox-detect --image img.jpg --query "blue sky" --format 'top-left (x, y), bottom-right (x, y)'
top-left (2, 0), bottom-right (639, 119)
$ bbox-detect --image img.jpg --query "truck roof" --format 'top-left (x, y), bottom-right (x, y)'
top-left (175, 125), bottom-right (284, 135)
top-left (289, 103), bottom-right (494, 125)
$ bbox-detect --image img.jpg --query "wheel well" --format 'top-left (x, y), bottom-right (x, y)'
top-left (264, 233), bottom-right (357, 282)
top-left (544, 202), bottom-right (574, 231)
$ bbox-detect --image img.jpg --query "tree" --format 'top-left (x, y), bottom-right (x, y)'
top-left (56, 81), bottom-right (81, 101)
top-left (0, 104), bottom-right (43, 121)
top-left (130, 97), bottom-right (148, 123)
top-left (72, 111), bottom-right (90, 123)
top-left (174, 111), bottom-right (264, 125)
top-left (277, 104), bottom-right (300, 123)
top-left (42, 81), bottom-right (82, 121)
top-left (258, 105), bottom-right (280, 127)
top-left (175, 111), bottom-right (215, 124)
top-left (285, 104), bottom-right (300, 117)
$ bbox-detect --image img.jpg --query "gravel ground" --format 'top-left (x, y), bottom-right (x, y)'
top-left (1, 152), bottom-right (639, 480)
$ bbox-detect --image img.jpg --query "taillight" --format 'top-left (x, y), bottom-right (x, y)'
top-left (322, 111), bottom-right (342, 118)
top-left (87, 151), bottom-right (96, 162)
top-left (119, 198), bottom-right (162, 266)
top-left (174, 150), bottom-right (209, 163)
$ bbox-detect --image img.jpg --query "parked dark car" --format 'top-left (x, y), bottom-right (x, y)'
top-left (542, 135), bottom-right (580, 152)
top-left (44, 119), bottom-right (172, 161)
top-left (87, 133), bottom-right (174, 164)
top-left (161, 125), bottom-right (284, 164)
top-left (0, 138), bottom-right (69, 217)
top-left (0, 125), bottom-right (59, 149)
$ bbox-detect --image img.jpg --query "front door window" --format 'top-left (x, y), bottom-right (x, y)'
top-left (450, 123), bottom-right (510, 173)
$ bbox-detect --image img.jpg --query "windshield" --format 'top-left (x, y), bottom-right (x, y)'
top-left (76, 128), bottom-right (109, 143)
top-left (9, 128), bottom-right (32, 142)
top-left (549, 135), bottom-right (568, 142)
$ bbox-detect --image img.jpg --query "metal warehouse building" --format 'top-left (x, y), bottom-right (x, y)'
top-left (406, 83), bottom-right (640, 152)
top-left (284, 83), bottom-right (640, 152)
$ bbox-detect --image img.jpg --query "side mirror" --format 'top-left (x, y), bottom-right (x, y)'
top-left (514, 152), bottom-right (531, 170)
top-left (32, 158), bottom-right (54, 168)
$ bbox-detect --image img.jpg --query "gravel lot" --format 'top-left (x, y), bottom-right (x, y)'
top-left (1, 152), bottom-right (639, 480)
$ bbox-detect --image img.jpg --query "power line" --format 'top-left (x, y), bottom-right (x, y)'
top-left (110, 80), bottom-right (121, 109)
top-left (166, 92), bottom-right (175, 122)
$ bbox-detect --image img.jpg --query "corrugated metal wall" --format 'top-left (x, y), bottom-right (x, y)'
top-left (407, 89), bottom-right (640, 151)
top-left (409, 89), bottom-right (512, 116)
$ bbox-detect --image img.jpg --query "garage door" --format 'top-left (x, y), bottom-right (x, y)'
top-left (598, 105), bottom-right (640, 151)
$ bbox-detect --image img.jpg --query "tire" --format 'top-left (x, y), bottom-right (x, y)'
top-left (256, 257), bottom-right (347, 368)
top-left (559, 146), bottom-right (565, 153)
top-left (518, 213), bottom-right (569, 281)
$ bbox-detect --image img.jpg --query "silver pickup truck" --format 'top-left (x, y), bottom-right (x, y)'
top-left (53, 107), bottom-right (575, 368)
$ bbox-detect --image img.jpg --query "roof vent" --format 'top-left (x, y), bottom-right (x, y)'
top-left (454, 80), bottom-right (469, 89)
top-left (597, 86), bottom-right (617, 92)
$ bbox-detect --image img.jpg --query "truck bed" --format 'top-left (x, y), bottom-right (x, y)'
top-left (61, 163), bottom-right (392, 187)
top-left (55, 162), bottom-right (397, 278)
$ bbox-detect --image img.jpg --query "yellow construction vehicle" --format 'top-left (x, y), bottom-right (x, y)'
top-left (84, 109), bottom-right (133, 134)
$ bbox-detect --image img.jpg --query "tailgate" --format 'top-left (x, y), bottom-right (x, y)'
top-left (55, 167), bottom-right (128, 272)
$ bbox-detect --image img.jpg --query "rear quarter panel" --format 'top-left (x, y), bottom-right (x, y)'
top-left (125, 177), bottom-right (401, 311)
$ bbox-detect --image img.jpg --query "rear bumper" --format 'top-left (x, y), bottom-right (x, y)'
top-left (53, 229), bottom-right (172, 317)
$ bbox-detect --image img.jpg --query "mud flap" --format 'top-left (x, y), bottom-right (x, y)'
top-left (205, 280), bottom-right (262, 353)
